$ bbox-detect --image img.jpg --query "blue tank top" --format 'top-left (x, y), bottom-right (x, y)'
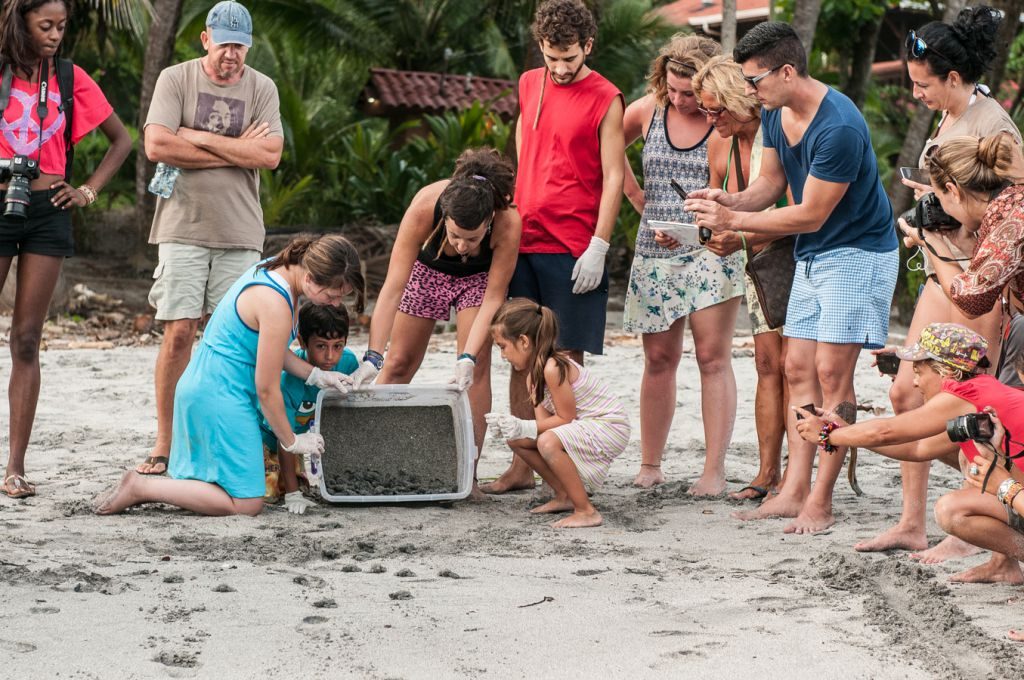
top-left (201, 262), bottom-right (295, 365)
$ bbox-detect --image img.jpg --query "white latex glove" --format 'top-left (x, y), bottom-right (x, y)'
top-left (281, 431), bottom-right (325, 456)
top-left (484, 412), bottom-right (507, 438)
top-left (570, 235), bottom-right (609, 294)
top-left (450, 356), bottom-right (475, 391)
top-left (485, 413), bottom-right (537, 441)
top-left (350, 360), bottom-right (380, 389)
top-left (284, 490), bottom-right (316, 515)
top-left (306, 367), bottom-right (353, 395)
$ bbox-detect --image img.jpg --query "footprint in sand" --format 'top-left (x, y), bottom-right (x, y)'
top-left (0, 639), bottom-right (36, 653)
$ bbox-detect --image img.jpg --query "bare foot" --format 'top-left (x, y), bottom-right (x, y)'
top-left (467, 483), bottom-right (491, 502)
top-left (731, 492), bottom-right (804, 521)
top-left (530, 498), bottom-right (574, 514)
top-left (949, 556), bottom-right (1024, 584)
top-left (552, 509), bottom-right (603, 528)
top-left (688, 475), bottom-right (726, 498)
top-left (479, 471), bottom-right (536, 495)
top-left (633, 465), bottom-right (665, 488)
top-left (854, 524), bottom-right (929, 553)
top-left (909, 535), bottom-right (983, 565)
top-left (94, 470), bottom-right (142, 515)
top-left (783, 502), bottom-right (836, 535)
top-left (1008, 629), bottom-right (1024, 642)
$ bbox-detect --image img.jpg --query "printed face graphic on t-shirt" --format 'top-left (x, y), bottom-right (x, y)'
top-left (0, 88), bottom-right (64, 156)
top-left (195, 93), bottom-right (244, 137)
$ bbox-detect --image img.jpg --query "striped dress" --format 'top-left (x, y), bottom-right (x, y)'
top-left (540, 359), bottom-right (631, 490)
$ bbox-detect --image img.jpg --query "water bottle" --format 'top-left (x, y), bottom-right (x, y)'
top-left (147, 163), bottom-right (181, 199)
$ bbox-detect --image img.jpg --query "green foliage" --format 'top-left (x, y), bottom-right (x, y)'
top-left (591, 0), bottom-right (676, 101)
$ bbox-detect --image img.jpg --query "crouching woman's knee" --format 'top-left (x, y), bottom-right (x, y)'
top-left (933, 492), bottom-right (965, 536)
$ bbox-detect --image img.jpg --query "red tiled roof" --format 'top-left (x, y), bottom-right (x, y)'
top-left (657, 0), bottom-right (770, 26)
top-left (363, 68), bottom-right (518, 119)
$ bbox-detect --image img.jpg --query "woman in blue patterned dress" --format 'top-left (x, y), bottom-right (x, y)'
top-left (96, 236), bottom-right (365, 516)
top-left (623, 35), bottom-right (744, 495)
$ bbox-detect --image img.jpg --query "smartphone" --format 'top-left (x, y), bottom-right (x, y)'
top-left (876, 352), bottom-right (901, 376)
top-left (899, 167), bottom-right (929, 184)
top-left (669, 178), bottom-right (688, 202)
top-left (795, 403), bottom-right (817, 420)
top-left (669, 179), bottom-right (711, 244)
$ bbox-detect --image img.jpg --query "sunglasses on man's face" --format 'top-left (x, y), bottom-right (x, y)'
top-left (905, 30), bottom-right (951, 63)
top-left (743, 64), bottom-right (783, 90)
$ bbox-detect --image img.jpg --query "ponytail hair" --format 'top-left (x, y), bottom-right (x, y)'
top-left (492, 298), bottom-right (572, 405)
top-left (926, 132), bottom-right (1024, 197)
top-left (260, 234), bottom-right (366, 313)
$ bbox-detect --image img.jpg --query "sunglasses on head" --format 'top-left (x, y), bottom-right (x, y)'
top-left (905, 30), bottom-right (952, 63)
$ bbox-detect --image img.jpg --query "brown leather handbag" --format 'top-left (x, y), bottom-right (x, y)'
top-left (731, 136), bottom-right (796, 330)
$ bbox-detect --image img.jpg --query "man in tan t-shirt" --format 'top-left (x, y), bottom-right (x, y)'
top-left (137, 1), bottom-right (283, 474)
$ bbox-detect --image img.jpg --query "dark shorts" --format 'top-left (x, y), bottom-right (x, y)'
top-left (508, 252), bottom-right (608, 355)
top-left (0, 189), bottom-right (73, 258)
top-left (997, 313), bottom-right (1024, 388)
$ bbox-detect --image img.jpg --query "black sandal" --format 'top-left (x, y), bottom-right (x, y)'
top-left (136, 456), bottom-right (169, 475)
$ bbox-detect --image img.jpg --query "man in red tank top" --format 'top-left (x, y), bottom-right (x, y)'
top-left (482, 0), bottom-right (625, 494)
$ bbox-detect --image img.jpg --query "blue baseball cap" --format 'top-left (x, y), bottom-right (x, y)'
top-left (206, 1), bottom-right (252, 47)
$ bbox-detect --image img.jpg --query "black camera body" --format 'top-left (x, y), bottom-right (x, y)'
top-left (946, 412), bottom-right (994, 443)
top-left (901, 193), bottom-right (960, 232)
top-left (0, 155), bottom-right (39, 220)
top-left (876, 352), bottom-right (901, 376)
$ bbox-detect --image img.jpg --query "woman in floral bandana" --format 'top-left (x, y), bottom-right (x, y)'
top-left (794, 322), bottom-right (1024, 586)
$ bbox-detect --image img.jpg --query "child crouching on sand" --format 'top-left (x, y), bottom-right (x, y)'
top-left (260, 303), bottom-right (359, 513)
top-left (486, 299), bottom-right (630, 528)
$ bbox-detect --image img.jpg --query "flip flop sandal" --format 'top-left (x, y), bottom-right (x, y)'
top-left (2, 474), bottom-right (36, 499)
top-left (732, 485), bottom-right (768, 500)
top-left (136, 456), bottom-right (169, 475)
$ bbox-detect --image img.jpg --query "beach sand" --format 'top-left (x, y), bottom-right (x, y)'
top-left (2, 327), bottom-right (1024, 678)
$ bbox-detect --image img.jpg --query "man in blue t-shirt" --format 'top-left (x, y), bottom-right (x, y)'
top-left (260, 303), bottom-right (359, 512)
top-left (687, 21), bottom-right (898, 535)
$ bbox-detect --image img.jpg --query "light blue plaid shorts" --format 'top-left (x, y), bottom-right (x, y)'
top-left (784, 247), bottom-right (899, 349)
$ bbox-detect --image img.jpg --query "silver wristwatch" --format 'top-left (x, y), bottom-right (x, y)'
top-left (997, 478), bottom-right (1016, 505)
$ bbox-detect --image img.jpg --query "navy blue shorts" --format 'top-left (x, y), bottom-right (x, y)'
top-left (508, 252), bottom-right (608, 355)
top-left (0, 189), bottom-right (73, 258)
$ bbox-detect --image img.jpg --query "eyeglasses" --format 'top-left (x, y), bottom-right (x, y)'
top-left (743, 64), bottom-right (783, 90)
top-left (905, 30), bottom-right (952, 63)
top-left (696, 105), bottom-right (727, 119)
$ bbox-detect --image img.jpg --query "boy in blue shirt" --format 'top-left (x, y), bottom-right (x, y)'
top-left (262, 302), bottom-right (358, 512)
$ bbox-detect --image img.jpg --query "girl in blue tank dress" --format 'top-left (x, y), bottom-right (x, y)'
top-left (95, 236), bottom-right (365, 516)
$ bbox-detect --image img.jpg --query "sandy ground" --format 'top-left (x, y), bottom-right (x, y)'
top-left (2, 321), bottom-right (1024, 679)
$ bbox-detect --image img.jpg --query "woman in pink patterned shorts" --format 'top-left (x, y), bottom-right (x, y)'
top-left (350, 149), bottom-right (522, 497)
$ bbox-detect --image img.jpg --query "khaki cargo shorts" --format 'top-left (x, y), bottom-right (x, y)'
top-left (149, 243), bottom-right (261, 321)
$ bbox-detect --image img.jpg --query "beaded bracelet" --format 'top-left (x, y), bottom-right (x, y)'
top-left (999, 480), bottom-right (1024, 507)
top-left (78, 184), bottom-right (97, 206)
top-left (818, 421), bottom-right (841, 454)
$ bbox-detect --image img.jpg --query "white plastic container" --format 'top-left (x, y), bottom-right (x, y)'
top-left (312, 384), bottom-right (476, 503)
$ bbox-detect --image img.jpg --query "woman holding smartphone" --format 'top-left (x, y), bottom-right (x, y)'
top-left (857, 5), bottom-right (1020, 560)
top-left (621, 35), bottom-right (744, 496)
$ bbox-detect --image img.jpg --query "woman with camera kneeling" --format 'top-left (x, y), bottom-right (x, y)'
top-left (794, 322), bottom-right (1024, 584)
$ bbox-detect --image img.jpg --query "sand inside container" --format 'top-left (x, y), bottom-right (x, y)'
top-left (318, 404), bottom-right (459, 496)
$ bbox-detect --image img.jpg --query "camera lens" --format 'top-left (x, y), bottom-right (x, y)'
top-left (946, 415), bottom-right (970, 443)
top-left (4, 174), bottom-right (31, 220)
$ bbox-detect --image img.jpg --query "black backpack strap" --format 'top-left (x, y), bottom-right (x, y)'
top-left (55, 58), bottom-right (74, 183)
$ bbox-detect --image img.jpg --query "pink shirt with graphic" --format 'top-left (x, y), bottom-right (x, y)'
top-left (0, 64), bottom-right (113, 177)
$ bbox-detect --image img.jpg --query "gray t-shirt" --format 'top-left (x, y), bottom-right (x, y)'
top-left (145, 58), bottom-right (282, 250)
